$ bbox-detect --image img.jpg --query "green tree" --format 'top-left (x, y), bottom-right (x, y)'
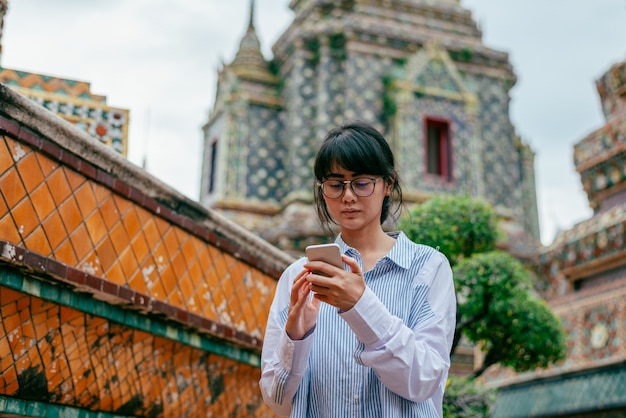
top-left (454, 251), bottom-right (567, 377)
top-left (400, 195), bottom-right (499, 266)
top-left (442, 375), bottom-right (494, 417)
top-left (399, 195), bottom-right (568, 416)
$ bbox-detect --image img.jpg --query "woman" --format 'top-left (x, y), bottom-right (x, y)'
top-left (260, 121), bottom-right (456, 417)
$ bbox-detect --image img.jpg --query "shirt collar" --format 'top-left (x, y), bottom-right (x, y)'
top-left (334, 231), bottom-right (413, 270)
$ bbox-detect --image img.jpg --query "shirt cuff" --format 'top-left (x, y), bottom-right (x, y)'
top-left (278, 328), bottom-right (315, 375)
top-left (339, 287), bottom-right (394, 346)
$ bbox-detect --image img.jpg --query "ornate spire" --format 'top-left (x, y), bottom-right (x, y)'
top-left (229, 0), bottom-right (276, 84)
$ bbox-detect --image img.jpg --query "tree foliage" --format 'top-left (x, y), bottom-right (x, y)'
top-left (399, 195), bottom-right (499, 266)
top-left (442, 375), bottom-right (494, 418)
top-left (454, 252), bottom-right (567, 377)
top-left (399, 195), bottom-right (568, 416)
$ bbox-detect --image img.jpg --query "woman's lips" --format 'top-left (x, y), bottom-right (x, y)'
top-left (341, 208), bottom-right (359, 214)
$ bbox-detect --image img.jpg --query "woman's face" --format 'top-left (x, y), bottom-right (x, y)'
top-left (321, 165), bottom-right (391, 235)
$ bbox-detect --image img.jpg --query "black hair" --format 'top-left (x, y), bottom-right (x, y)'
top-left (313, 121), bottom-right (403, 233)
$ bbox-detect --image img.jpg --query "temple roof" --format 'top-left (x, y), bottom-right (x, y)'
top-left (0, 66), bottom-right (129, 155)
top-left (596, 60), bottom-right (626, 119)
top-left (573, 59), bottom-right (626, 210)
top-left (277, 0), bottom-right (515, 82)
top-left (0, 67), bottom-right (106, 101)
top-left (228, 0), bottom-right (277, 85)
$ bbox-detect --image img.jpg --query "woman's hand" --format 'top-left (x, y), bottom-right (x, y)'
top-left (285, 268), bottom-right (321, 340)
top-left (304, 255), bottom-right (366, 312)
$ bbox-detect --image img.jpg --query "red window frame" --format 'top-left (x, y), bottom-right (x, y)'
top-left (424, 117), bottom-right (452, 181)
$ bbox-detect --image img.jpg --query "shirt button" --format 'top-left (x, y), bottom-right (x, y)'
top-left (354, 395), bottom-right (359, 401)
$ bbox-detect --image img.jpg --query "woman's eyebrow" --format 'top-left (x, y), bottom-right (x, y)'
top-left (325, 171), bottom-right (362, 179)
top-left (325, 173), bottom-right (346, 179)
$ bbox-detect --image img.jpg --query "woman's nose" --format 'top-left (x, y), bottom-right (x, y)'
top-left (342, 184), bottom-right (357, 201)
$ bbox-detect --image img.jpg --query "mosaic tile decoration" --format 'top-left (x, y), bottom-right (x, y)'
top-left (573, 108), bottom-right (626, 210)
top-left (0, 125), bottom-right (278, 344)
top-left (482, 279), bottom-right (626, 403)
top-left (0, 68), bottom-right (107, 101)
top-left (540, 202), bottom-right (626, 297)
top-left (542, 59), bottom-right (626, 296)
top-left (574, 116), bottom-right (626, 173)
top-left (0, 240), bottom-right (265, 361)
top-left (596, 61), bottom-right (626, 119)
top-left (573, 61), bottom-right (626, 210)
top-left (0, 67), bottom-right (129, 156)
top-left (0, 273), bottom-right (272, 417)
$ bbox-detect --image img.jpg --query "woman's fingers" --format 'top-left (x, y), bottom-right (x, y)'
top-left (286, 269), bottom-right (321, 340)
top-left (290, 270), bottom-right (309, 304)
top-left (341, 254), bottom-right (362, 276)
top-left (306, 256), bottom-right (365, 311)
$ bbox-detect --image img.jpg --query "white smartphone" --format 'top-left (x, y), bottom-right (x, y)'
top-left (305, 243), bottom-right (343, 273)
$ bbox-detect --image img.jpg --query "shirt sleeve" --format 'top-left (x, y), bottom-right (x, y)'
top-left (259, 260), bottom-right (314, 417)
top-left (339, 251), bottom-right (456, 404)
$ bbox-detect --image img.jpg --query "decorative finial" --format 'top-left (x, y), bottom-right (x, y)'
top-left (248, 0), bottom-right (255, 31)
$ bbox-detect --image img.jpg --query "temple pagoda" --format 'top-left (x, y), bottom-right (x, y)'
top-left (200, 0), bottom-right (540, 259)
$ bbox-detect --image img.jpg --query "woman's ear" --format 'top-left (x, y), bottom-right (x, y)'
top-left (384, 177), bottom-right (395, 196)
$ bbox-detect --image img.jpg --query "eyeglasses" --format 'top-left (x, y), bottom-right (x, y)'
top-left (317, 177), bottom-right (381, 199)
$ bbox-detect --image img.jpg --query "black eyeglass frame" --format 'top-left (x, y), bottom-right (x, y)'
top-left (317, 177), bottom-right (382, 199)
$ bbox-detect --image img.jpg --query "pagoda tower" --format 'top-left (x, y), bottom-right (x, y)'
top-left (201, 0), bottom-right (540, 257)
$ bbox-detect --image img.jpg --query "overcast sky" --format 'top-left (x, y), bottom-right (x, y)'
top-left (2, 0), bottom-right (625, 246)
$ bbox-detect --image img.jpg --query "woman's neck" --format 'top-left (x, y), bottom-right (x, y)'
top-left (341, 228), bottom-right (396, 271)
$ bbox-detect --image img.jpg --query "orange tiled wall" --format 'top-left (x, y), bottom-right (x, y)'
top-left (0, 284), bottom-right (271, 417)
top-left (0, 133), bottom-right (277, 341)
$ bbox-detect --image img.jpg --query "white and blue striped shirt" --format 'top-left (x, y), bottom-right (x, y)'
top-left (260, 231), bottom-right (456, 417)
